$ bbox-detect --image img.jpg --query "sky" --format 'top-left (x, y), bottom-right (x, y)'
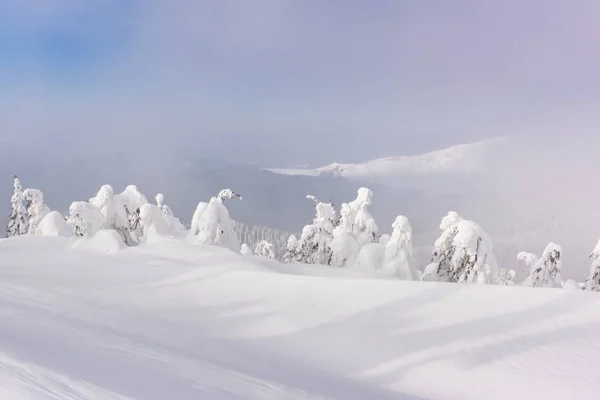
top-left (1, 0), bottom-right (599, 166)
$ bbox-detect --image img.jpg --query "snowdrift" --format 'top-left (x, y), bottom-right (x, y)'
top-left (0, 236), bottom-right (599, 399)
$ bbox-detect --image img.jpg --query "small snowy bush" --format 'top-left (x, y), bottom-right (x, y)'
top-left (240, 243), bottom-right (252, 256)
top-left (498, 269), bottom-right (516, 285)
top-left (254, 240), bottom-right (276, 259)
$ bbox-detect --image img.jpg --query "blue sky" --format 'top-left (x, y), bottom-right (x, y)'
top-left (1, 0), bottom-right (599, 165)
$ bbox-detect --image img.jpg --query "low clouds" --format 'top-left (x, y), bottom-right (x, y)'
top-left (1, 0), bottom-right (599, 165)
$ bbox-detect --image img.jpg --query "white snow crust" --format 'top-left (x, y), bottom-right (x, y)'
top-left (0, 236), bottom-right (599, 399)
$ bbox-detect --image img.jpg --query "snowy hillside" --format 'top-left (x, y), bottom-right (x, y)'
top-left (1, 236), bottom-right (600, 400)
top-left (265, 137), bottom-right (506, 181)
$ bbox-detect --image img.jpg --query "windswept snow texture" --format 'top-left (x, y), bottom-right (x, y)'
top-left (1, 236), bottom-right (600, 399)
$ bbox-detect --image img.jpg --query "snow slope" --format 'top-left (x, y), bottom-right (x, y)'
top-left (1, 236), bottom-right (600, 399)
top-left (265, 138), bottom-right (506, 180)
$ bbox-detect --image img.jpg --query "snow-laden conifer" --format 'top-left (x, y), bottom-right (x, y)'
top-left (329, 203), bottom-right (360, 267)
top-left (521, 242), bottom-right (562, 288)
top-left (189, 189), bottom-right (241, 251)
top-left (66, 201), bottom-right (105, 237)
top-left (23, 188), bottom-right (50, 234)
top-left (283, 235), bottom-right (300, 263)
top-left (5, 176), bottom-right (29, 237)
top-left (423, 211), bottom-right (498, 284)
top-left (347, 188), bottom-right (378, 247)
top-left (296, 195), bottom-right (335, 265)
top-left (583, 240), bottom-right (600, 291)
top-left (89, 185), bottom-right (134, 245)
top-left (384, 216), bottom-right (420, 280)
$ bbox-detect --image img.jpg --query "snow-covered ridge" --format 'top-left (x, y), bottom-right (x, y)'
top-left (265, 137), bottom-right (507, 179)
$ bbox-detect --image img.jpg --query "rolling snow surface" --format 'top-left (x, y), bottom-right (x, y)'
top-left (1, 235), bottom-right (600, 399)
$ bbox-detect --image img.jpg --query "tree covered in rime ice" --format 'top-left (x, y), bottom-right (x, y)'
top-left (521, 242), bottom-right (562, 288)
top-left (347, 188), bottom-right (378, 247)
top-left (283, 235), bottom-right (300, 263)
top-left (583, 240), bottom-right (600, 291)
top-left (137, 203), bottom-right (172, 241)
top-left (119, 185), bottom-right (149, 244)
top-left (254, 240), bottom-right (276, 259)
top-left (155, 193), bottom-right (174, 216)
top-left (383, 216), bottom-right (420, 280)
top-left (189, 189), bottom-right (241, 251)
top-left (23, 188), bottom-right (50, 234)
top-left (330, 203), bottom-right (360, 267)
top-left (296, 195), bottom-right (335, 265)
top-left (423, 211), bottom-right (499, 284)
top-left (5, 176), bottom-right (29, 237)
top-left (65, 201), bottom-right (105, 237)
top-left (154, 193), bottom-right (185, 234)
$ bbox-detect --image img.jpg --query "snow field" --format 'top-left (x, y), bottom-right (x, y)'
top-left (1, 236), bottom-right (599, 399)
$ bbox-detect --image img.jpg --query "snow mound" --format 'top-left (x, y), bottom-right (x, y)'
top-left (69, 229), bottom-right (126, 253)
top-left (36, 211), bottom-right (72, 237)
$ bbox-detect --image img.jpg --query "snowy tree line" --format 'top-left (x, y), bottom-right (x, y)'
top-left (5, 176), bottom-right (600, 291)
top-left (234, 221), bottom-right (294, 260)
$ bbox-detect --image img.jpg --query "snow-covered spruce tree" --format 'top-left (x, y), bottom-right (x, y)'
top-left (283, 235), bottom-right (300, 263)
top-left (254, 240), bottom-right (276, 259)
top-left (348, 187), bottom-right (379, 247)
top-left (422, 211), bottom-right (499, 284)
top-left (89, 185), bottom-right (134, 245)
top-left (118, 185), bottom-right (149, 244)
top-left (521, 242), bottom-right (562, 288)
top-left (296, 195), bottom-right (335, 265)
top-left (498, 269), bottom-right (516, 285)
top-left (65, 201), bottom-right (105, 237)
top-left (5, 175), bottom-right (29, 237)
top-left (329, 203), bottom-right (360, 267)
top-left (153, 192), bottom-right (185, 234)
top-left (583, 240), bottom-right (600, 291)
top-left (155, 193), bottom-right (174, 216)
top-left (137, 203), bottom-right (173, 242)
top-left (189, 189), bottom-right (241, 251)
top-left (23, 188), bottom-right (50, 234)
top-left (384, 216), bottom-right (420, 280)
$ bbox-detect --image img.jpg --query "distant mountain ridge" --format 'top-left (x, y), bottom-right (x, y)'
top-left (265, 137), bottom-right (508, 181)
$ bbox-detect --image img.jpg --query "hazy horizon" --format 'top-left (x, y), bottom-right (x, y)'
top-left (2, 0), bottom-right (599, 165)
